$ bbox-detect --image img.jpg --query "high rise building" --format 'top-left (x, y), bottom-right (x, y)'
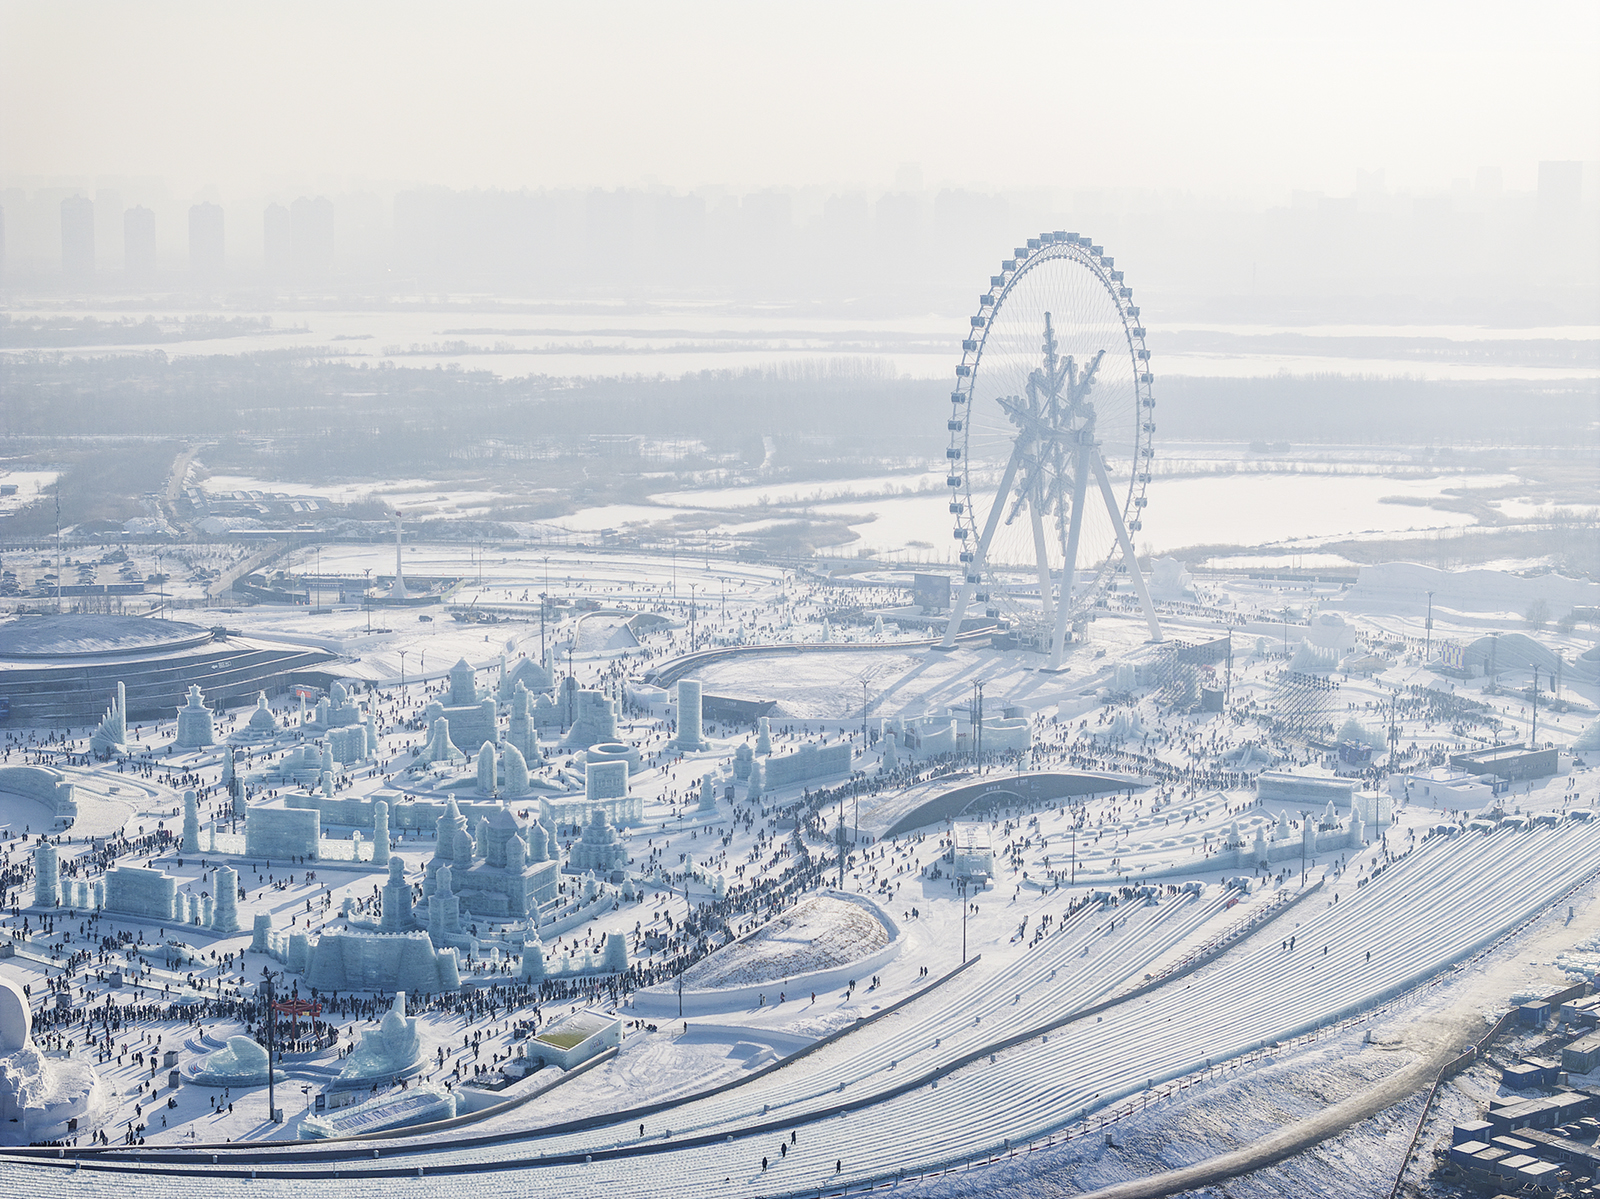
top-left (60, 195), bottom-right (94, 276)
top-left (124, 205), bottom-right (157, 277)
top-left (290, 195), bottom-right (334, 278)
top-left (189, 202), bottom-right (224, 277)
top-left (263, 202), bottom-right (291, 275)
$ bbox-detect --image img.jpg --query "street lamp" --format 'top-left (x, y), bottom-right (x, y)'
top-left (262, 968), bottom-right (281, 1123)
top-left (398, 650), bottom-right (408, 688)
top-left (958, 879), bottom-right (969, 964)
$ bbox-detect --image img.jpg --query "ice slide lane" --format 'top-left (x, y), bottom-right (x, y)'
top-left (8, 822), bottom-right (1592, 1197)
top-left (385, 823), bottom-right (1600, 1191)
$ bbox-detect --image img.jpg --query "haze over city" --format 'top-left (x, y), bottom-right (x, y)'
top-left (0, 4), bottom-right (1597, 1198)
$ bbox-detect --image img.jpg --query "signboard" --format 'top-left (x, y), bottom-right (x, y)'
top-left (913, 573), bottom-right (951, 613)
top-left (1439, 641), bottom-right (1465, 670)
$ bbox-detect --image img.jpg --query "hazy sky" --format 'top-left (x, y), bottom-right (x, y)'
top-left (4, 0), bottom-right (1597, 200)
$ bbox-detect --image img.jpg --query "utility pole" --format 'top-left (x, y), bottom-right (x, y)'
top-left (1530, 666), bottom-right (1538, 748)
top-left (54, 485), bottom-right (62, 615)
top-left (1224, 628), bottom-right (1233, 712)
top-left (838, 792), bottom-right (847, 889)
top-left (958, 879), bottom-right (968, 964)
top-left (973, 681), bottom-right (984, 765)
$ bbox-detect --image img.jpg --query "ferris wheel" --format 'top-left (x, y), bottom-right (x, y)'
top-left (938, 231), bottom-right (1164, 669)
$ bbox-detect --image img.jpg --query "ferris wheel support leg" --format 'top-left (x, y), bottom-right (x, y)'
top-left (1091, 452), bottom-right (1164, 643)
top-left (1044, 446), bottom-right (1091, 672)
top-left (1029, 498), bottom-right (1055, 635)
top-left (938, 441), bottom-right (1029, 650)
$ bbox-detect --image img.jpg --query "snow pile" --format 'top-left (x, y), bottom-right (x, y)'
top-left (1555, 933), bottom-right (1600, 982)
top-left (677, 895), bottom-right (889, 990)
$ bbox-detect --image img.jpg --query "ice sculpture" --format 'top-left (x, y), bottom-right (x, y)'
top-left (189, 1035), bottom-right (278, 1087)
top-left (212, 865), bottom-right (241, 933)
top-left (182, 789), bottom-right (201, 853)
top-left (878, 732), bottom-right (899, 773)
top-left (245, 807), bottom-right (320, 861)
top-left (477, 741), bottom-right (497, 794)
top-left (561, 688), bottom-right (619, 750)
top-left (421, 659), bottom-right (498, 753)
top-left (755, 717), bottom-right (772, 755)
top-left (174, 684), bottom-right (216, 749)
top-left (502, 742), bottom-right (530, 797)
top-left (372, 799), bottom-right (391, 860)
top-left (89, 681), bottom-right (128, 756)
top-left (244, 691), bottom-right (280, 739)
top-left (0, 975), bottom-right (103, 1144)
top-left (381, 855), bottom-right (414, 931)
top-left (415, 716), bottom-right (465, 766)
top-left (603, 931), bottom-right (628, 972)
top-left (520, 933), bottom-right (546, 981)
top-left (335, 992), bottom-right (423, 1086)
top-left (32, 842), bottom-right (58, 907)
top-left (673, 681), bottom-right (709, 751)
top-left (507, 680), bottom-right (537, 760)
top-left (699, 773), bottom-right (718, 812)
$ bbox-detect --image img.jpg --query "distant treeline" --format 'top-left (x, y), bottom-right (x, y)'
top-left (0, 353), bottom-right (1591, 471)
top-left (0, 314), bottom-right (282, 348)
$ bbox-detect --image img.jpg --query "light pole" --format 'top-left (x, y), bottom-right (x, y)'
top-left (959, 879), bottom-right (968, 964)
top-left (1424, 590), bottom-right (1434, 662)
top-left (1531, 667), bottom-right (1539, 748)
top-left (263, 968), bottom-right (281, 1123)
top-left (398, 650), bottom-right (408, 689)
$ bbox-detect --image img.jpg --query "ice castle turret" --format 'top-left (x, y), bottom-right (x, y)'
top-left (477, 741), bottom-right (497, 795)
top-left (381, 855), bottom-right (414, 931)
top-left (211, 865), bottom-right (241, 934)
top-left (507, 680), bottom-right (536, 760)
top-left (674, 681), bottom-right (708, 751)
top-left (181, 789), bottom-right (201, 853)
top-left (32, 842), bottom-right (58, 907)
top-left (372, 799), bottom-right (391, 861)
top-left (755, 717), bottom-right (772, 756)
